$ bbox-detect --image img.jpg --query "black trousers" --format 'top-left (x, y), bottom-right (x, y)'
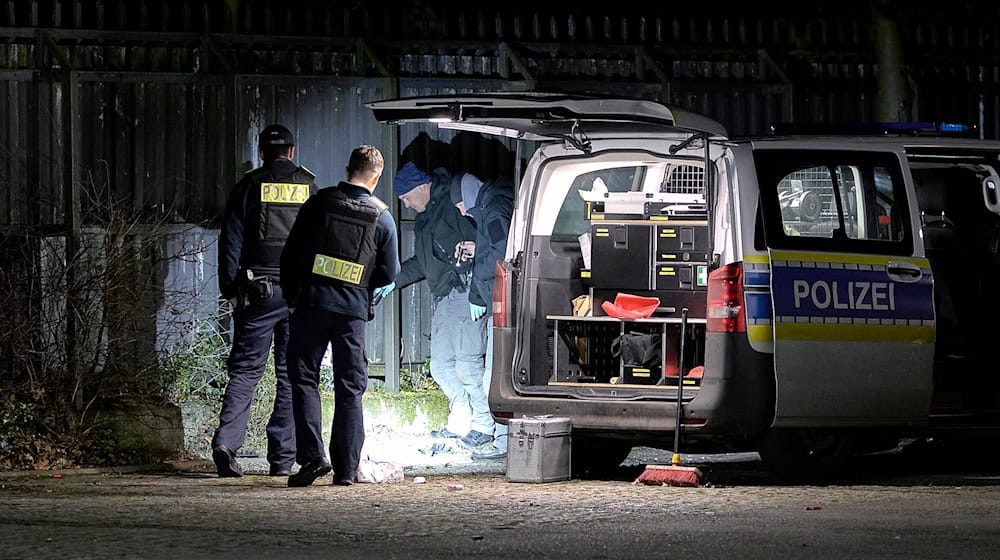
top-left (287, 307), bottom-right (368, 480)
top-left (213, 284), bottom-right (296, 470)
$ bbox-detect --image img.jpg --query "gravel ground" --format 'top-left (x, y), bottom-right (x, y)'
top-left (4, 428), bottom-right (1000, 559)
top-left (2, 448), bottom-right (999, 560)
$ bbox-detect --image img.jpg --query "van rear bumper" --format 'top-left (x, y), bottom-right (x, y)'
top-left (489, 327), bottom-right (774, 445)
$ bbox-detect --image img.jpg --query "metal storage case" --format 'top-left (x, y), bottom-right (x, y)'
top-left (506, 416), bottom-right (572, 483)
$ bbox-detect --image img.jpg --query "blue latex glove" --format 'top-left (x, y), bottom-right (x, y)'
top-left (373, 282), bottom-right (395, 302)
top-left (470, 303), bottom-right (487, 321)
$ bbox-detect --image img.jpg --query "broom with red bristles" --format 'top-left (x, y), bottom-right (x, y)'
top-left (634, 307), bottom-right (703, 487)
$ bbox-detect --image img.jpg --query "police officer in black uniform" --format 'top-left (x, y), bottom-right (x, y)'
top-left (280, 144), bottom-right (399, 487)
top-left (213, 124), bottom-right (319, 478)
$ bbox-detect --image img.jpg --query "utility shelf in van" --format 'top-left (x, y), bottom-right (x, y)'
top-left (546, 315), bottom-right (706, 388)
top-left (545, 315), bottom-right (707, 325)
top-left (548, 381), bottom-right (700, 390)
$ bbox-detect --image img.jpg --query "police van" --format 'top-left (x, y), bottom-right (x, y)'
top-left (369, 93), bottom-right (1000, 479)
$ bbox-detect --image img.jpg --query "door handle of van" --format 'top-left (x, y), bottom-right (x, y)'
top-left (886, 261), bottom-right (922, 283)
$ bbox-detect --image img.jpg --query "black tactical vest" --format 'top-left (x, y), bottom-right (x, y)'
top-left (307, 188), bottom-right (388, 289)
top-left (243, 166), bottom-right (315, 273)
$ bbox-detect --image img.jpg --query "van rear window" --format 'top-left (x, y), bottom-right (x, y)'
top-left (551, 166), bottom-right (642, 242)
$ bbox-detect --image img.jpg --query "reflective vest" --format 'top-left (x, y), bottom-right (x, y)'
top-left (307, 188), bottom-right (388, 289)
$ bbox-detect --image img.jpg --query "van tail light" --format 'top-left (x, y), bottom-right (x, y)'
top-left (707, 262), bottom-right (746, 333)
top-left (493, 260), bottom-right (511, 328)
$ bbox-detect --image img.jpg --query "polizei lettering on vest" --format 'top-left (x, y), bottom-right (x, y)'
top-left (311, 253), bottom-right (365, 285)
top-left (792, 279), bottom-right (896, 311)
top-left (261, 183), bottom-right (310, 204)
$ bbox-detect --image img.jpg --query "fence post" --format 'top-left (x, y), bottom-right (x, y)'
top-left (382, 77), bottom-right (401, 393)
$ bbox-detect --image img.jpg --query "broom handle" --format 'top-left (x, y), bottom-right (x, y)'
top-left (672, 307), bottom-right (689, 465)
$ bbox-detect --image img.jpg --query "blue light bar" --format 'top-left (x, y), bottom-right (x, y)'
top-left (937, 122), bottom-right (968, 133)
top-left (879, 121), bottom-right (935, 131)
top-left (878, 122), bottom-right (972, 134)
top-left (769, 121), bottom-right (976, 137)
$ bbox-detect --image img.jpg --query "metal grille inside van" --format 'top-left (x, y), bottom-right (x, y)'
top-left (777, 166), bottom-right (860, 237)
top-left (660, 164), bottom-right (705, 195)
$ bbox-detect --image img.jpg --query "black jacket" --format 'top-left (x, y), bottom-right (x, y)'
top-left (466, 177), bottom-right (514, 308)
top-left (218, 158), bottom-right (318, 300)
top-left (280, 182), bottom-right (400, 320)
top-left (394, 168), bottom-right (478, 298)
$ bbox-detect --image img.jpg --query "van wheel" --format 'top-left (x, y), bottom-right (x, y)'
top-left (571, 436), bottom-right (632, 479)
top-left (757, 428), bottom-right (856, 482)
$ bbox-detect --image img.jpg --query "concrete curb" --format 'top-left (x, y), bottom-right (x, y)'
top-left (0, 459), bottom-right (216, 479)
top-left (0, 456), bottom-right (510, 480)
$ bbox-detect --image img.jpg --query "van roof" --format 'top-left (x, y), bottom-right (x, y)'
top-left (737, 135), bottom-right (1000, 151)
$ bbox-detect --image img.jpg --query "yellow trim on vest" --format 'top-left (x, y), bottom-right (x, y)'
top-left (261, 182), bottom-right (310, 204)
top-left (311, 254), bottom-right (365, 285)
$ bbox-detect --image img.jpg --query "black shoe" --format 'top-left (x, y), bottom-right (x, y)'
top-left (332, 476), bottom-right (355, 486)
top-left (457, 430), bottom-right (493, 449)
top-left (212, 445), bottom-right (243, 478)
top-left (269, 465), bottom-right (291, 477)
top-left (429, 428), bottom-right (462, 439)
top-left (287, 460), bottom-right (332, 487)
top-left (472, 445), bottom-right (508, 461)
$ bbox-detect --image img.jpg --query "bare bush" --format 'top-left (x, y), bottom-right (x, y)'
top-left (0, 171), bottom-right (210, 469)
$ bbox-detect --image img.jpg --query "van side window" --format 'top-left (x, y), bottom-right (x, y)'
top-left (871, 166), bottom-right (904, 241)
top-left (754, 198), bottom-right (767, 249)
top-left (551, 166), bottom-right (641, 242)
top-left (774, 165), bottom-right (840, 238)
top-left (756, 150), bottom-right (911, 254)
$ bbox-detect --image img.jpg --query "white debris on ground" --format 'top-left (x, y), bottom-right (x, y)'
top-left (359, 399), bottom-right (488, 473)
top-left (234, 393), bottom-right (761, 477)
top-left (236, 396), bottom-right (505, 477)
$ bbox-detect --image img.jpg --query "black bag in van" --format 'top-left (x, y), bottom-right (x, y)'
top-left (611, 332), bottom-right (662, 384)
top-left (611, 332), bottom-right (661, 368)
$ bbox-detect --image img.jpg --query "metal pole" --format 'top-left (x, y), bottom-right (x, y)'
top-left (672, 307), bottom-right (689, 466)
top-left (873, 0), bottom-right (910, 122)
top-left (63, 70), bottom-right (82, 410)
top-left (381, 77), bottom-right (401, 393)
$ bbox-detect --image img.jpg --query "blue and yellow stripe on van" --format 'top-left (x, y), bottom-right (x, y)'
top-left (769, 251), bottom-right (935, 344)
top-left (742, 254), bottom-right (774, 345)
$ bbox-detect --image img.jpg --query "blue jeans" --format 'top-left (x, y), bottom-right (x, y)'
top-left (484, 316), bottom-right (508, 451)
top-left (430, 288), bottom-right (493, 435)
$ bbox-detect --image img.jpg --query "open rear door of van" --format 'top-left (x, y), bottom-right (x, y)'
top-left (369, 93), bottom-right (729, 405)
top-left (753, 142), bottom-right (935, 428)
top-left (367, 93), bottom-right (727, 141)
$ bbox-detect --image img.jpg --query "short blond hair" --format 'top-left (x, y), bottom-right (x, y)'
top-left (347, 144), bottom-right (384, 181)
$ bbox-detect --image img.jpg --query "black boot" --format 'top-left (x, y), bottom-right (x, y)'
top-left (287, 460), bottom-right (332, 487)
top-left (212, 445), bottom-right (244, 478)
